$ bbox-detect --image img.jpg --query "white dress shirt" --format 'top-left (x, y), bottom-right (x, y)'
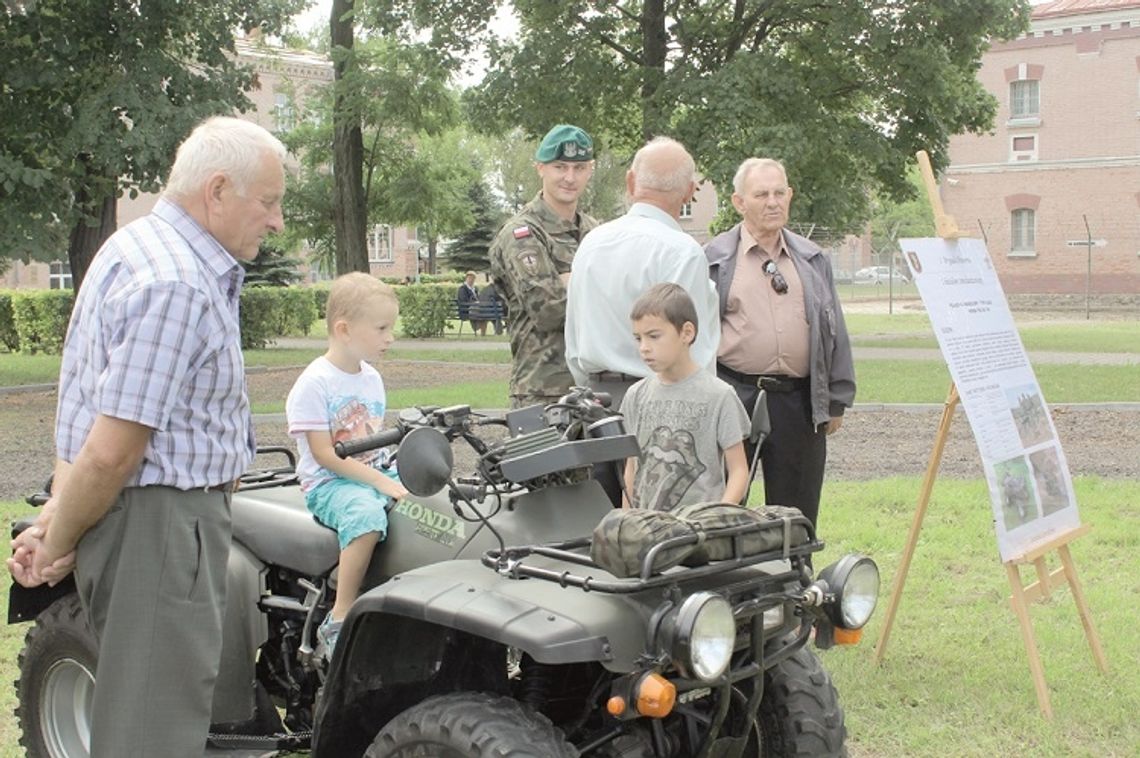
top-left (565, 202), bottom-right (720, 385)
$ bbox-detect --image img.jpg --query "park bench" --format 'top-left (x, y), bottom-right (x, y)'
top-left (452, 298), bottom-right (506, 336)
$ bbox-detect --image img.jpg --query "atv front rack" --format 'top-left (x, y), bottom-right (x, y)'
top-left (482, 513), bottom-right (820, 594)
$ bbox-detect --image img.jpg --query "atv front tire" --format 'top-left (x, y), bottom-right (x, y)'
top-left (366, 691), bottom-right (577, 758)
top-left (16, 593), bottom-right (98, 758)
top-left (756, 645), bottom-right (847, 757)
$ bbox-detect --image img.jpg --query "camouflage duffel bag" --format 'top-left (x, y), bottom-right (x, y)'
top-left (671, 502), bottom-right (810, 566)
top-left (590, 509), bottom-right (702, 578)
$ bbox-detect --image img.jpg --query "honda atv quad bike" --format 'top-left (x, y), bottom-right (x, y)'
top-left (9, 387), bottom-right (879, 757)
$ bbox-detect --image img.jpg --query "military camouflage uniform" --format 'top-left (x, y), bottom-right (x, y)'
top-left (489, 193), bottom-right (598, 408)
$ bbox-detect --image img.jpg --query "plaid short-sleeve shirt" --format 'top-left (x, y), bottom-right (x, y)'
top-left (55, 198), bottom-right (255, 489)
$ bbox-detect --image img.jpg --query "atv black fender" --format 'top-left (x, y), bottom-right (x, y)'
top-left (312, 558), bottom-right (651, 757)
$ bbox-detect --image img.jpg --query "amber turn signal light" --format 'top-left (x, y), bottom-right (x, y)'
top-left (834, 626), bottom-right (863, 645)
top-left (635, 672), bottom-right (676, 718)
top-left (606, 696), bottom-right (626, 716)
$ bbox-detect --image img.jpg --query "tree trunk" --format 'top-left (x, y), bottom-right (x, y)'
top-left (67, 184), bottom-right (116, 292)
top-left (639, 0), bottom-right (668, 140)
top-left (427, 236), bottom-right (437, 275)
top-left (330, 0), bottom-right (369, 275)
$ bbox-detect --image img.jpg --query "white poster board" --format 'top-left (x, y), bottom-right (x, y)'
top-left (900, 237), bottom-right (1081, 562)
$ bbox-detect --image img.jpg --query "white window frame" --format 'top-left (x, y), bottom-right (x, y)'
top-left (48, 260), bottom-right (72, 290)
top-left (1009, 79), bottom-right (1040, 120)
top-left (1010, 209), bottom-right (1036, 256)
top-left (679, 201), bottom-right (693, 219)
top-left (368, 224), bottom-right (394, 263)
top-left (1009, 133), bottom-right (1038, 162)
top-left (273, 92), bottom-right (295, 133)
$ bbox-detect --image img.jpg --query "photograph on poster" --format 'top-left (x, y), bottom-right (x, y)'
top-left (994, 456), bottom-right (1039, 530)
top-left (1030, 446), bottom-right (1070, 516)
top-left (1006, 384), bottom-right (1052, 448)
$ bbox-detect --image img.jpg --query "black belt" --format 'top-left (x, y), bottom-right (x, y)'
top-left (588, 371), bottom-right (641, 383)
top-left (717, 363), bottom-right (809, 393)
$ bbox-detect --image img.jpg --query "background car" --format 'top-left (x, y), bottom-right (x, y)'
top-left (853, 265), bottom-right (909, 285)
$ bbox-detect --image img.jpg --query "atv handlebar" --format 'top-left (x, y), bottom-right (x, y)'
top-left (334, 426), bottom-right (406, 459)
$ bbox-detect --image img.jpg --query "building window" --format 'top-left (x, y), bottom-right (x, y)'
top-left (274, 93), bottom-right (294, 133)
top-left (368, 225), bottom-right (393, 263)
top-left (680, 201), bottom-right (693, 219)
top-left (1010, 134), bottom-right (1037, 162)
top-left (1010, 79), bottom-right (1039, 119)
top-left (1011, 209), bottom-right (1035, 254)
top-left (48, 261), bottom-right (72, 290)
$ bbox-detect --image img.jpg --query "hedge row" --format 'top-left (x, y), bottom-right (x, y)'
top-left (0, 290), bottom-right (75, 354)
top-left (1, 281), bottom-right (467, 353)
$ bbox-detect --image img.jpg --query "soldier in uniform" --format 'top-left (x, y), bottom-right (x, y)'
top-left (489, 124), bottom-right (598, 408)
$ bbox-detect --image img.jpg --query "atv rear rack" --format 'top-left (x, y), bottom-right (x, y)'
top-left (481, 513), bottom-right (820, 594)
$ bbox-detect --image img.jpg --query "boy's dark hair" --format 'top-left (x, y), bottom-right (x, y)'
top-left (630, 283), bottom-right (699, 342)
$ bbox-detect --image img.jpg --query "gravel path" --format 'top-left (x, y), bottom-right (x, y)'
top-left (2, 361), bottom-right (1136, 502)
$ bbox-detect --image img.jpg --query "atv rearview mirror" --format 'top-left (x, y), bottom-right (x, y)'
top-left (749, 389), bottom-right (770, 445)
top-left (397, 427), bottom-right (453, 497)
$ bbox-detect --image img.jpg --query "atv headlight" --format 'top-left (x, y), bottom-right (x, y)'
top-left (669, 592), bottom-right (735, 682)
top-left (817, 554), bottom-right (880, 629)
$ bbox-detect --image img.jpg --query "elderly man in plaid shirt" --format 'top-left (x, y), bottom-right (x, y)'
top-left (7, 116), bottom-right (286, 756)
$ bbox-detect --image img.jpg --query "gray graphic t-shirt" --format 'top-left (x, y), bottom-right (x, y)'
top-left (619, 369), bottom-right (750, 512)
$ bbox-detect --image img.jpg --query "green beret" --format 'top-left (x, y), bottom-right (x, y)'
top-left (535, 124), bottom-right (594, 163)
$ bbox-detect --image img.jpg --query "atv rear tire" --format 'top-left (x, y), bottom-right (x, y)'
top-left (16, 593), bottom-right (98, 758)
top-left (366, 691), bottom-right (577, 758)
top-left (756, 645), bottom-right (847, 757)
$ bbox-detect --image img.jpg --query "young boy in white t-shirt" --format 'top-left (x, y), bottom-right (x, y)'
top-left (620, 283), bottom-right (751, 511)
top-left (285, 273), bottom-right (408, 656)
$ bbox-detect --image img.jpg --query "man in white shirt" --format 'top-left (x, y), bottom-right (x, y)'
top-left (565, 136), bottom-right (720, 505)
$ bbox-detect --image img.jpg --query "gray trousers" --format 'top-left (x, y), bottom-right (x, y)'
top-left (75, 486), bottom-right (232, 758)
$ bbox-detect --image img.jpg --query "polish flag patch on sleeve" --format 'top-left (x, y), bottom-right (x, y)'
top-left (513, 226), bottom-right (531, 239)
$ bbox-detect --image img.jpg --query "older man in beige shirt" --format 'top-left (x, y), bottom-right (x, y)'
top-left (704, 158), bottom-right (855, 534)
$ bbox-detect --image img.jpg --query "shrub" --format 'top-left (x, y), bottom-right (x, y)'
top-left (239, 286), bottom-right (318, 348)
top-left (12, 290), bottom-right (75, 354)
top-left (0, 291), bottom-right (19, 352)
top-left (312, 285), bottom-right (330, 321)
top-left (273, 287), bottom-right (317, 337)
top-left (239, 286), bottom-right (281, 350)
top-left (396, 283), bottom-right (454, 338)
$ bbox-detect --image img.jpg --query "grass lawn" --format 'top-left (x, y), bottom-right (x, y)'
top-left (811, 476), bottom-right (1140, 757)
top-left (849, 316), bottom-right (1140, 355)
top-left (855, 360), bottom-right (1139, 404)
top-left (3, 476), bottom-right (1136, 755)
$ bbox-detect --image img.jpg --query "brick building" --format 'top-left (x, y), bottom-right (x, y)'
top-left (942, 0), bottom-right (1140, 293)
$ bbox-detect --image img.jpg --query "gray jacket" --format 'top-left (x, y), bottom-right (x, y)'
top-left (704, 224), bottom-right (856, 427)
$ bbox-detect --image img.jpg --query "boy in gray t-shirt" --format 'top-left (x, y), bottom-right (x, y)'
top-left (620, 283), bottom-right (750, 511)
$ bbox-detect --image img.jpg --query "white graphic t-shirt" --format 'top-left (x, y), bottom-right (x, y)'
top-left (285, 356), bottom-right (389, 492)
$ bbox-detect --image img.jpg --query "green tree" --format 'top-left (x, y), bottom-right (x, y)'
top-left (467, 0), bottom-right (1029, 235)
top-left (870, 167), bottom-right (936, 264)
top-left (0, 0), bottom-right (302, 289)
top-left (242, 240), bottom-right (304, 287)
top-left (445, 180), bottom-right (505, 273)
top-left (280, 70), bottom-right (478, 276)
top-left (327, 0), bottom-right (496, 274)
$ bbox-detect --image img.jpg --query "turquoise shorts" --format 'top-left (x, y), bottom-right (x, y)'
top-left (305, 471), bottom-right (398, 551)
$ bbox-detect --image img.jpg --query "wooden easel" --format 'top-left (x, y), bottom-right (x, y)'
top-left (871, 151), bottom-right (1108, 719)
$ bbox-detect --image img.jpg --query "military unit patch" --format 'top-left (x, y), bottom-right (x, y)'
top-left (513, 226), bottom-right (531, 239)
top-left (518, 252), bottom-right (538, 272)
